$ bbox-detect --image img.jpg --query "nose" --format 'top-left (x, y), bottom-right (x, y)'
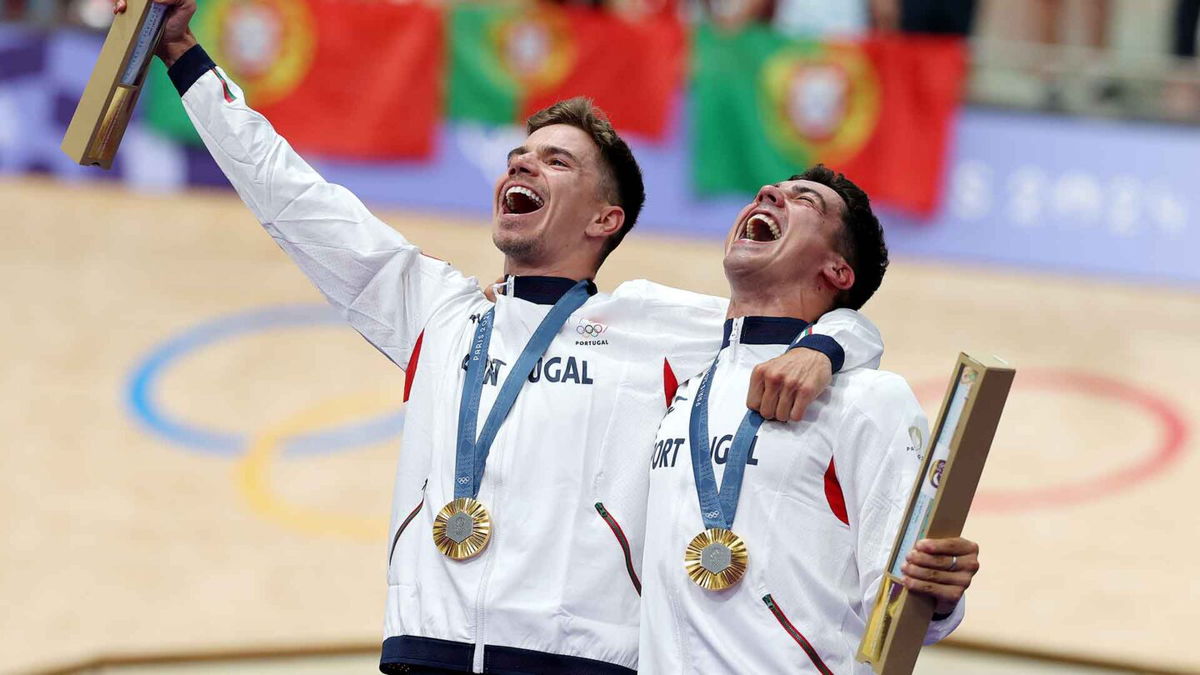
top-left (756, 184), bottom-right (784, 206)
top-left (508, 150), bottom-right (538, 178)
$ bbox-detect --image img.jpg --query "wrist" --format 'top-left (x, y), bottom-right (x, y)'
top-left (158, 31), bottom-right (197, 67)
top-left (791, 334), bottom-right (844, 373)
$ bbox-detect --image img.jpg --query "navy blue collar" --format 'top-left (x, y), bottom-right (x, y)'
top-left (507, 276), bottom-right (598, 305)
top-left (721, 316), bottom-right (810, 348)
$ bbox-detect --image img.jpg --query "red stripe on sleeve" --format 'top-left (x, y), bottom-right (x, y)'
top-left (663, 358), bottom-right (679, 408)
top-left (824, 457), bottom-right (849, 526)
top-left (403, 331), bottom-right (425, 403)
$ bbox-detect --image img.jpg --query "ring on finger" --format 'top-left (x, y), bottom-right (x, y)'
top-left (948, 555), bottom-right (958, 572)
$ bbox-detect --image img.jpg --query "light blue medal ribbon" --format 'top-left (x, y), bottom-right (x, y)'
top-left (688, 326), bottom-right (813, 530)
top-left (688, 357), bottom-right (764, 531)
top-left (684, 322), bottom-right (811, 588)
top-left (454, 280), bottom-right (591, 499)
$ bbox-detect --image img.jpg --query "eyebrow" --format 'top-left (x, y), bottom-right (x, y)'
top-left (779, 183), bottom-right (827, 213)
top-left (506, 144), bottom-right (581, 165)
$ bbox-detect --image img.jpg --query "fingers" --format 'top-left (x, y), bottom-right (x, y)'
top-left (758, 377), bottom-right (781, 422)
top-left (748, 365), bottom-right (782, 421)
top-left (899, 574), bottom-right (966, 608)
top-left (746, 366), bottom-right (765, 415)
top-left (900, 560), bottom-right (974, 588)
top-left (747, 365), bottom-right (782, 421)
top-left (916, 537), bottom-right (980, 557)
top-left (901, 538), bottom-right (979, 608)
top-left (113, 0), bottom-right (126, 13)
top-left (905, 548), bottom-right (979, 575)
top-left (787, 382), bottom-right (816, 421)
top-left (774, 383), bottom-right (794, 421)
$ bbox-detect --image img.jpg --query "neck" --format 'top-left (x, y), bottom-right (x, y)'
top-left (502, 258), bottom-right (595, 282)
top-left (725, 283), bottom-right (831, 323)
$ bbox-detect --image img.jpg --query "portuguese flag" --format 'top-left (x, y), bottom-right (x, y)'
top-left (144, 0), bottom-right (442, 159)
top-left (691, 23), bottom-right (967, 215)
top-left (447, 2), bottom-right (684, 139)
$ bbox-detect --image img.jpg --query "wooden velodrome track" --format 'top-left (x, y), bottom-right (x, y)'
top-left (2, 176), bottom-right (1197, 674)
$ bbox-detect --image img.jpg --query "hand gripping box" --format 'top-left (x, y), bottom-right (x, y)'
top-left (857, 353), bottom-right (1015, 674)
top-left (61, 0), bottom-right (167, 169)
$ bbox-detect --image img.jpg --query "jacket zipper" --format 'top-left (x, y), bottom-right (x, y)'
top-left (594, 502), bottom-right (642, 595)
top-left (762, 594), bottom-right (833, 675)
top-left (388, 479), bottom-right (427, 568)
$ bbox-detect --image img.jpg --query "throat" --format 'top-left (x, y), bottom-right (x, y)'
top-left (726, 285), bottom-right (827, 324)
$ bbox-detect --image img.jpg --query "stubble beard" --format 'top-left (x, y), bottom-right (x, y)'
top-left (493, 229), bottom-right (544, 266)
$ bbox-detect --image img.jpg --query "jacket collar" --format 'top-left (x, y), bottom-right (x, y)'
top-left (505, 276), bottom-right (598, 305)
top-left (721, 316), bottom-right (810, 349)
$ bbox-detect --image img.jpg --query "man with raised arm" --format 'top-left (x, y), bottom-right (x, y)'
top-left (121, 1), bottom-right (887, 672)
top-left (638, 167), bottom-right (981, 673)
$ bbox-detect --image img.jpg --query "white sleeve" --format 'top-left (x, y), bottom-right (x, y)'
top-left (179, 65), bottom-right (478, 368)
top-left (612, 279), bottom-right (727, 383)
top-left (837, 375), bottom-right (963, 645)
top-left (804, 308), bottom-right (883, 371)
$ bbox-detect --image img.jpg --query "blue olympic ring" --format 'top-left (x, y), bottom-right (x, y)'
top-left (125, 304), bottom-right (405, 457)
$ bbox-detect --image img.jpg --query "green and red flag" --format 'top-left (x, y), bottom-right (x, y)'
top-left (144, 0), bottom-right (442, 159)
top-left (447, 2), bottom-right (684, 139)
top-left (691, 23), bottom-right (967, 215)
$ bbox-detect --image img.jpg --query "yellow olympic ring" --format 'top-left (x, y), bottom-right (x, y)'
top-left (236, 392), bottom-right (402, 541)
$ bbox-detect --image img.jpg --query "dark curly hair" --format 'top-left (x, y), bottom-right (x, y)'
top-left (791, 165), bottom-right (889, 310)
top-left (526, 97), bottom-right (645, 264)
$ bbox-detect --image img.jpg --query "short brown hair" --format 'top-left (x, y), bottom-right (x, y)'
top-left (791, 165), bottom-right (888, 310)
top-left (526, 97), bottom-right (645, 262)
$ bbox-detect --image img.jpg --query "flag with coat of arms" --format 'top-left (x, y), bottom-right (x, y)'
top-left (691, 22), bottom-right (967, 215)
top-left (144, 0), bottom-right (443, 159)
top-left (447, 2), bottom-right (684, 140)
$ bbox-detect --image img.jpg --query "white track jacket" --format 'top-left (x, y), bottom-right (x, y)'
top-left (640, 316), bottom-right (964, 674)
top-left (171, 47), bottom-right (887, 673)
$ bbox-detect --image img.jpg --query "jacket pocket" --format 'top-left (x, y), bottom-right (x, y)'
top-left (762, 594), bottom-right (833, 675)
top-left (594, 502), bottom-right (641, 595)
top-left (388, 480), bottom-right (427, 574)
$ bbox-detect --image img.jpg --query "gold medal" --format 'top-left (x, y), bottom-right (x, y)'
top-left (432, 497), bottom-right (492, 560)
top-left (684, 528), bottom-right (749, 591)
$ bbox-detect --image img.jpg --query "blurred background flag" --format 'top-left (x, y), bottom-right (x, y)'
top-left (692, 23), bottom-right (967, 215)
top-left (447, 2), bottom-right (684, 139)
top-left (143, 0), bottom-right (442, 159)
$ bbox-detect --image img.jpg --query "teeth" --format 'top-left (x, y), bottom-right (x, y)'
top-left (505, 185), bottom-right (544, 209)
top-left (746, 214), bottom-right (781, 241)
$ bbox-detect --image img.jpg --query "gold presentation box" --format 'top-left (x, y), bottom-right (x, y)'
top-left (857, 353), bottom-right (1015, 674)
top-left (61, 0), bottom-right (168, 169)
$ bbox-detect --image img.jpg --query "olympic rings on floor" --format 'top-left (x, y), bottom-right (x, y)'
top-left (237, 391), bottom-right (399, 540)
top-left (125, 304), bottom-right (405, 457)
top-left (913, 368), bottom-right (1188, 513)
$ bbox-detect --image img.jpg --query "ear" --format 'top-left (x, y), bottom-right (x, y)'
top-left (585, 205), bottom-right (625, 241)
top-left (821, 257), bottom-right (855, 292)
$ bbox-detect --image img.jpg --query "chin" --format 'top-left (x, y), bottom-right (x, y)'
top-left (493, 229), bottom-right (542, 262)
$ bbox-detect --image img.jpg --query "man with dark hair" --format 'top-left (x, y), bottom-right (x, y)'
top-left (791, 164), bottom-right (888, 311)
top-left (124, 1), bottom-right (887, 672)
top-left (639, 170), bottom-right (980, 673)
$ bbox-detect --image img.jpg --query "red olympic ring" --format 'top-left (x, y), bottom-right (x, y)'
top-left (912, 368), bottom-right (1189, 513)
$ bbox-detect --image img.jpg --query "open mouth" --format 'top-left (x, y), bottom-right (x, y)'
top-left (502, 185), bottom-right (545, 215)
top-left (739, 212), bottom-right (782, 242)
